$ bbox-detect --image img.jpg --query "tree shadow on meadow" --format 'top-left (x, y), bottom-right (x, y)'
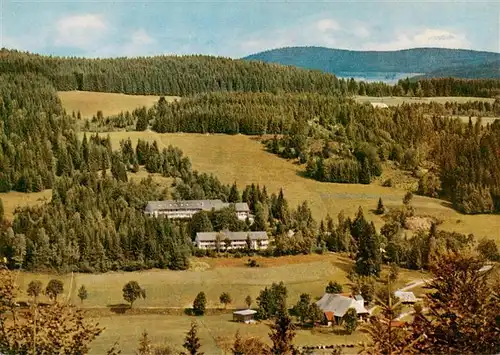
top-left (107, 303), bottom-right (131, 314)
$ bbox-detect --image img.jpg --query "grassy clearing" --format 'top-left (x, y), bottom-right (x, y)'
top-left (16, 255), bottom-right (355, 308)
top-left (92, 131), bottom-right (500, 243)
top-left (58, 91), bottom-right (179, 118)
top-left (0, 190), bottom-right (52, 220)
top-left (354, 95), bottom-right (495, 106)
top-left (89, 313), bottom-right (366, 355)
top-left (15, 254), bottom-right (427, 308)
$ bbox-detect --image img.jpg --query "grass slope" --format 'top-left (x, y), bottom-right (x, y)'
top-left (58, 91), bottom-right (178, 118)
top-left (15, 254), bottom-right (425, 354)
top-left (95, 132), bottom-right (500, 242)
top-left (0, 190), bottom-right (52, 220)
top-left (89, 313), bottom-right (366, 355)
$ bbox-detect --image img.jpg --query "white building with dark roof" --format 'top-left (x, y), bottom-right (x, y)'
top-left (144, 199), bottom-right (251, 221)
top-left (195, 230), bottom-right (269, 250)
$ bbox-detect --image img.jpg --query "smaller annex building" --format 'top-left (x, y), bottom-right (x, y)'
top-left (394, 291), bottom-right (418, 304)
top-left (195, 230), bottom-right (269, 250)
top-left (233, 309), bottom-right (257, 323)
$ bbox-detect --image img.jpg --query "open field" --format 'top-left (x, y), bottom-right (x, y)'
top-left (88, 131), bottom-right (500, 242)
top-left (0, 190), bottom-right (52, 220)
top-left (15, 254), bottom-right (426, 354)
top-left (89, 313), bottom-right (366, 355)
top-left (14, 255), bottom-right (428, 308)
top-left (354, 95), bottom-right (496, 106)
top-left (58, 91), bottom-right (179, 118)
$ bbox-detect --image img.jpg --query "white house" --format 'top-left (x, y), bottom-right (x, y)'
top-left (195, 230), bottom-right (269, 250)
top-left (144, 199), bottom-right (251, 221)
top-left (316, 293), bottom-right (369, 325)
top-left (371, 102), bottom-right (389, 109)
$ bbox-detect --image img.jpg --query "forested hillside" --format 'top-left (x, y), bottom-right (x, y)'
top-left (244, 46), bottom-right (500, 77)
top-left (2, 49), bottom-right (500, 98)
top-left (0, 49), bottom-right (343, 96)
top-left (0, 73), bottom-right (76, 192)
top-left (94, 92), bottom-right (500, 214)
top-left (415, 60), bottom-right (500, 79)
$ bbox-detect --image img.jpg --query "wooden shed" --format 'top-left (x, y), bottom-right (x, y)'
top-left (233, 309), bottom-right (257, 323)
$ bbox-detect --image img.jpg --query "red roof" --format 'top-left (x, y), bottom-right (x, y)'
top-left (390, 321), bottom-right (406, 328)
top-left (324, 311), bottom-right (335, 321)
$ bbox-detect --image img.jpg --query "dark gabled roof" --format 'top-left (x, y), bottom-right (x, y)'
top-left (196, 231), bottom-right (268, 242)
top-left (145, 200), bottom-right (250, 213)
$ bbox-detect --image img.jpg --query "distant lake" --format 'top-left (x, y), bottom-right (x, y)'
top-left (336, 72), bottom-right (422, 84)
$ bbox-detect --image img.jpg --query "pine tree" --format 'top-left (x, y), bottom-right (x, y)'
top-left (375, 197), bottom-right (385, 215)
top-left (183, 321), bottom-right (204, 355)
top-left (355, 221), bottom-right (382, 277)
top-left (137, 330), bottom-right (153, 355)
top-left (268, 304), bottom-right (296, 355)
top-left (78, 285), bottom-right (88, 305)
top-left (193, 292), bottom-right (206, 316)
top-left (228, 182), bottom-right (240, 203)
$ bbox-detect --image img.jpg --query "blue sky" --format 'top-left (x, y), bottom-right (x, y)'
top-left (1, 0), bottom-right (498, 58)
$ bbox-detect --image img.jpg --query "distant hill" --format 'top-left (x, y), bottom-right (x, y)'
top-left (244, 47), bottom-right (500, 78)
top-left (414, 60), bottom-right (500, 79)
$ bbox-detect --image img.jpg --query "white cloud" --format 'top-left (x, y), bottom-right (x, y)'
top-left (240, 17), bottom-right (342, 55)
top-left (316, 19), bottom-right (340, 32)
top-left (362, 28), bottom-right (470, 51)
top-left (130, 29), bottom-right (155, 46)
top-left (54, 14), bottom-right (107, 49)
top-left (352, 26), bottom-right (370, 39)
top-left (121, 29), bottom-right (157, 57)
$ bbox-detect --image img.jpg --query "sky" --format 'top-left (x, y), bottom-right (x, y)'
top-left (1, 0), bottom-right (499, 58)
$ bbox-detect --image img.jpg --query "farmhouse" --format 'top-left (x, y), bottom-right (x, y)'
top-left (233, 309), bottom-right (257, 323)
top-left (316, 293), bottom-right (369, 325)
top-left (144, 199), bottom-right (251, 220)
top-left (195, 230), bottom-right (269, 250)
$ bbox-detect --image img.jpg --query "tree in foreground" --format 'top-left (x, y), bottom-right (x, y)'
top-left (219, 292), bottom-right (232, 309)
top-left (45, 279), bottom-right (64, 302)
top-left (27, 279), bottom-right (43, 303)
top-left (0, 266), bottom-right (108, 354)
top-left (245, 295), bottom-right (253, 309)
top-left (342, 308), bottom-right (358, 334)
top-left (123, 281), bottom-right (146, 308)
top-left (268, 305), bottom-right (297, 355)
top-left (400, 251), bottom-right (500, 354)
top-left (232, 331), bottom-right (269, 355)
top-left (78, 285), bottom-right (88, 305)
top-left (359, 281), bottom-right (410, 354)
top-left (193, 291), bottom-right (207, 316)
top-left (182, 321), bottom-right (204, 355)
top-left (325, 281), bottom-right (343, 294)
top-left (137, 330), bottom-right (153, 355)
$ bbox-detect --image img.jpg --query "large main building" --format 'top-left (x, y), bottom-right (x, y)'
top-left (144, 199), bottom-right (251, 221)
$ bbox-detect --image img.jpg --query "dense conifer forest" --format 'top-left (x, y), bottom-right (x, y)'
top-left (2, 49), bottom-right (500, 97)
top-left (93, 91), bottom-right (500, 214)
top-left (0, 50), bottom-right (500, 273)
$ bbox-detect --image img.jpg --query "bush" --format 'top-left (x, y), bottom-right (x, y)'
top-left (246, 259), bottom-right (259, 267)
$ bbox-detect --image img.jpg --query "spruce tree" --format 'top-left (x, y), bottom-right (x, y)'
top-left (268, 304), bottom-right (296, 355)
top-left (375, 198), bottom-right (385, 215)
top-left (355, 222), bottom-right (382, 277)
top-left (183, 321), bottom-right (203, 355)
